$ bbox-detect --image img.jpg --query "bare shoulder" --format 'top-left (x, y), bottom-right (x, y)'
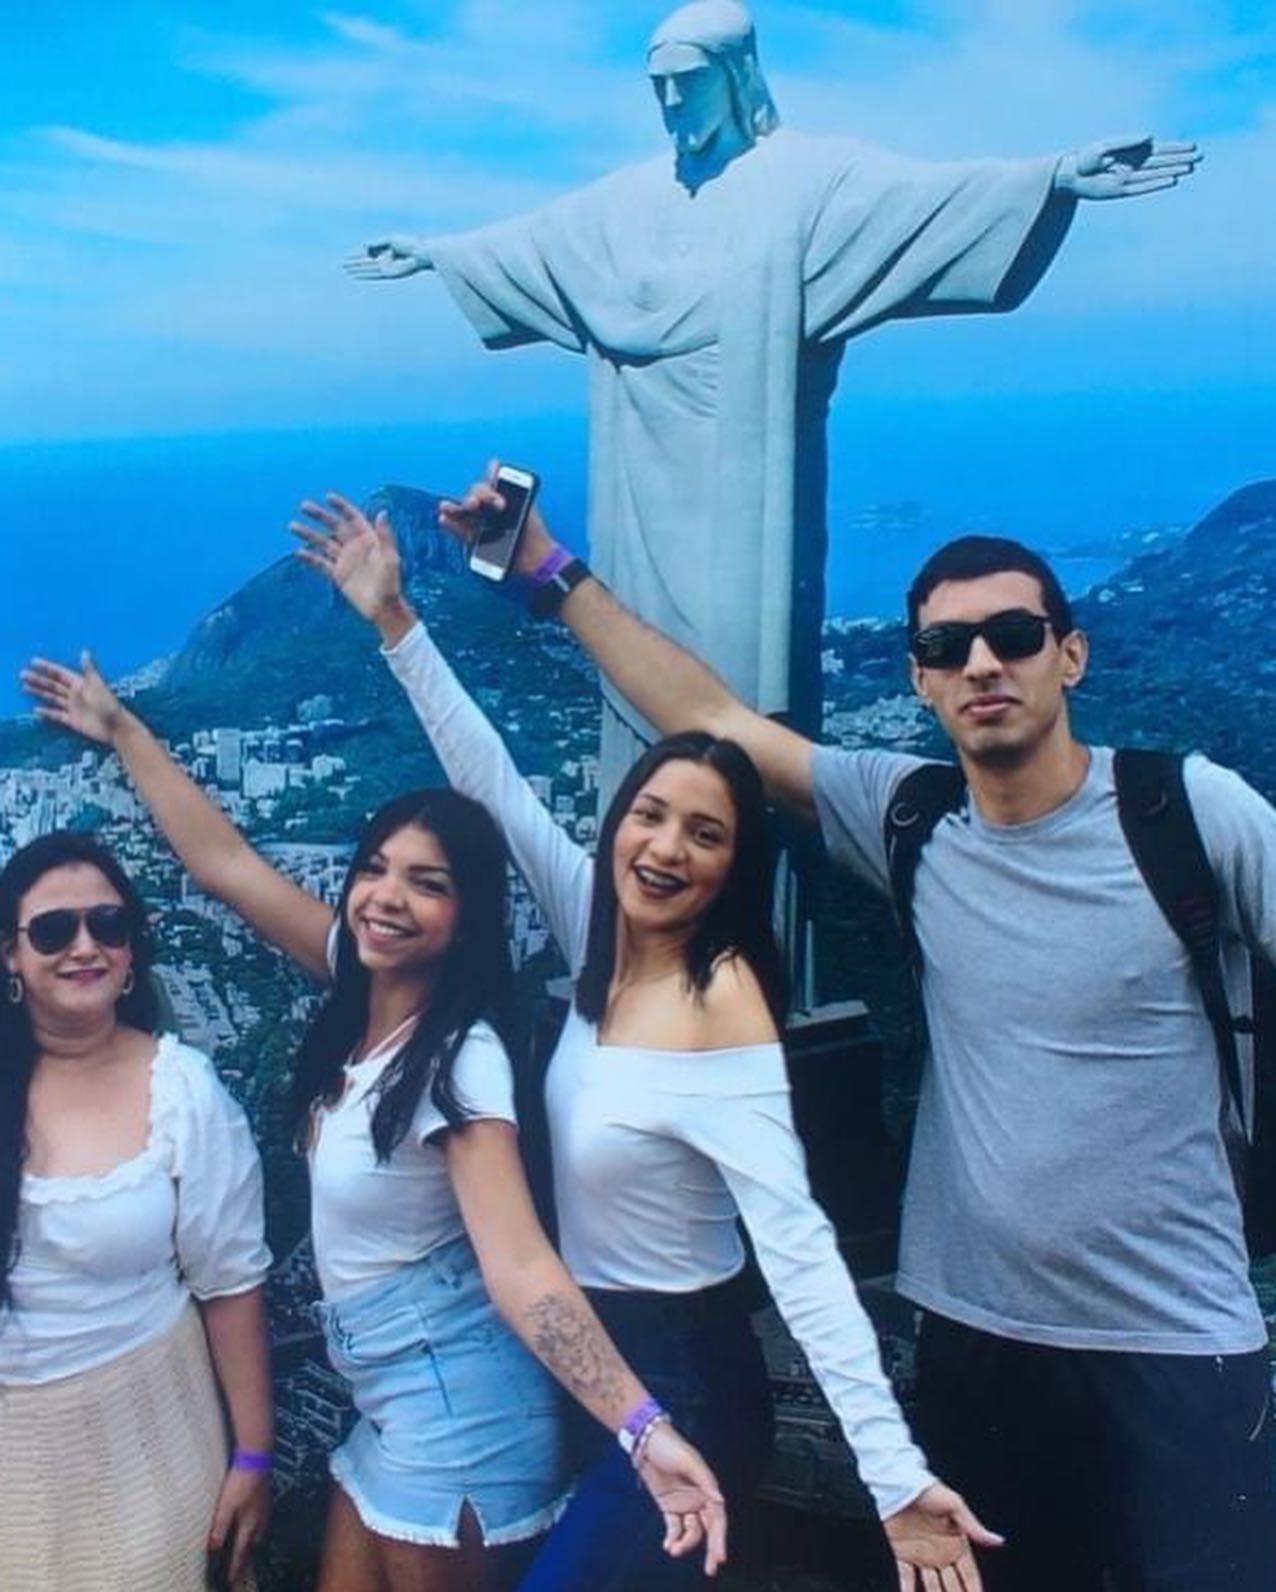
top-left (695, 954), bottom-right (780, 1048)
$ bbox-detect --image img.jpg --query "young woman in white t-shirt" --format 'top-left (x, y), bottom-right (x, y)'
top-left (23, 659), bottom-right (726, 1592)
top-left (275, 486), bottom-right (1004, 1591)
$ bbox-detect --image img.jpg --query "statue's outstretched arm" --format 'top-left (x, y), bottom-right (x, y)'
top-left (1054, 135), bottom-right (1201, 201)
top-left (342, 236), bottom-right (436, 280)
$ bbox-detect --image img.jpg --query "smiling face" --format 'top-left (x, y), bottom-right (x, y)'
top-left (612, 758), bottom-right (737, 936)
top-left (344, 823), bottom-right (461, 979)
top-left (910, 570), bottom-right (1088, 766)
top-left (650, 48), bottom-right (739, 157)
top-left (3, 863), bottom-right (134, 1027)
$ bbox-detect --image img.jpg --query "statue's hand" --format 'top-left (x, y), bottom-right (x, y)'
top-left (1056, 135), bottom-right (1201, 200)
top-left (342, 236), bottom-right (434, 280)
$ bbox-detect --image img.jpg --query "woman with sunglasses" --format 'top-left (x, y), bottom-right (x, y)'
top-left (22, 665), bottom-right (725, 1592)
top-left (279, 490), bottom-right (1001, 1592)
top-left (0, 832), bottom-right (272, 1591)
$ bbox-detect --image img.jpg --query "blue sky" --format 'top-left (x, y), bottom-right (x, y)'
top-left (1, 0), bottom-right (1274, 442)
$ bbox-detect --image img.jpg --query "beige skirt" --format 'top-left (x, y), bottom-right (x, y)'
top-left (0, 1302), bottom-right (256, 1592)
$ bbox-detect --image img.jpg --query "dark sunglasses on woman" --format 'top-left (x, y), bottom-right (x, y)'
top-left (910, 608), bottom-right (1054, 671)
top-left (17, 904), bottom-right (133, 956)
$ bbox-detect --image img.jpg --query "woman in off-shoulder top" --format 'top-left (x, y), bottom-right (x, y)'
top-left (0, 832), bottom-right (272, 1592)
top-left (283, 487), bottom-right (1002, 1591)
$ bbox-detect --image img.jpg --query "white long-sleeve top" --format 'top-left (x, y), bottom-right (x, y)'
top-left (1, 1035), bottom-right (270, 1385)
top-left (383, 620), bottom-right (934, 1518)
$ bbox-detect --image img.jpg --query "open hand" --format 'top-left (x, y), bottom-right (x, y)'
top-left (1057, 135), bottom-right (1201, 200)
top-left (291, 492), bottom-right (407, 628)
top-left (22, 652), bottom-right (127, 746)
top-left (635, 1422), bottom-right (728, 1576)
top-left (883, 1481), bottom-right (1003, 1591)
top-left (343, 236), bottom-right (434, 279)
top-left (208, 1465), bottom-right (270, 1586)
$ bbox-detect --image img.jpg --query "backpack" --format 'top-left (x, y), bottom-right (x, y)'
top-left (882, 748), bottom-right (1276, 1261)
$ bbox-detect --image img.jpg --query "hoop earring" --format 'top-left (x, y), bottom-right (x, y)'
top-left (120, 969), bottom-right (135, 997)
top-left (6, 974), bottom-right (24, 1005)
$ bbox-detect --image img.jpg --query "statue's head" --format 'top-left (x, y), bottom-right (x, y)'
top-left (647, 1), bottom-right (779, 163)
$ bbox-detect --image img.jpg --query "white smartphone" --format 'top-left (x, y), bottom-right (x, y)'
top-left (468, 464), bottom-right (540, 582)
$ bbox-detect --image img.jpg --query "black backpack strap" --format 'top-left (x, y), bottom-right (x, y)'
top-left (884, 763), bottom-right (966, 974)
top-left (1113, 748), bottom-right (1247, 1126)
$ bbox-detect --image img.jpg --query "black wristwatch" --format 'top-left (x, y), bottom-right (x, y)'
top-left (529, 558), bottom-right (592, 619)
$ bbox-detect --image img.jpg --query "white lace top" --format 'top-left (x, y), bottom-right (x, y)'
top-left (0, 1035), bottom-right (271, 1385)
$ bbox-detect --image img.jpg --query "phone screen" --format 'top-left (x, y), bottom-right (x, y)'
top-left (470, 471), bottom-right (537, 580)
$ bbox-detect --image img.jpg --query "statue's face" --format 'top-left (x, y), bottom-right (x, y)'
top-left (649, 48), bottom-right (737, 158)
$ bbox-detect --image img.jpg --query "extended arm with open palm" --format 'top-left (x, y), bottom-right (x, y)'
top-left (22, 655), bottom-right (333, 979)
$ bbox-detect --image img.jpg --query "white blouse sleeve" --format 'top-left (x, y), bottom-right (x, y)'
top-left (411, 1022), bottom-right (519, 1144)
top-left (677, 1044), bottom-right (935, 1519)
top-left (383, 620), bottom-right (594, 971)
top-left (158, 1040), bottom-right (272, 1300)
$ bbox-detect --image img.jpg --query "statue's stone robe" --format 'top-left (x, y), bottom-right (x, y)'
top-left (432, 130), bottom-right (1074, 767)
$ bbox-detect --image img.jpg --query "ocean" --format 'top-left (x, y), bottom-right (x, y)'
top-left (2, 389), bottom-right (1271, 715)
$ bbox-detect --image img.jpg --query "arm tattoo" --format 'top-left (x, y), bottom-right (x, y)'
top-left (523, 1292), bottom-right (628, 1414)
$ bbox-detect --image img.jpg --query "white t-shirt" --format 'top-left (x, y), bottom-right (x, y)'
top-left (309, 1018), bottom-right (517, 1301)
top-left (383, 620), bottom-right (936, 1520)
top-left (0, 1034), bottom-right (270, 1386)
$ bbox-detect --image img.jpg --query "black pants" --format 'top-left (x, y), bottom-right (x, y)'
top-left (914, 1311), bottom-right (1276, 1592)
top-left (517, 1276), bottom-right (775, 1591)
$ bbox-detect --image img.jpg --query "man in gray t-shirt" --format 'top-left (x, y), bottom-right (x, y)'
top-left (461, 486), bottom-right (1276, 1591)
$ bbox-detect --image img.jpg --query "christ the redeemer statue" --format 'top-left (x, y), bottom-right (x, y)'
top-left (347, 0), bottom-right (1199, 779)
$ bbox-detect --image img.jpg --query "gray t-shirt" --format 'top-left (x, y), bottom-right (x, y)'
top-left (812, 744), bottom-right (1274, 1354)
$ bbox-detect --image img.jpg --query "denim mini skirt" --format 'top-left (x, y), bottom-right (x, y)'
top-left (317, 1234), bottom-right (569, 1547)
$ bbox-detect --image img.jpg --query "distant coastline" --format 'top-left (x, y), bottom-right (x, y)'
top-left (2, 390), bottom-right (1272, 714)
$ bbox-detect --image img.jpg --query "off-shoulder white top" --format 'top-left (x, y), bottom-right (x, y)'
top-left (383, 620), bottom-right (935, 1519)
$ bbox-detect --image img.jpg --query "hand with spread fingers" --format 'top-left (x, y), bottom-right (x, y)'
top-left (290, 492), bottom-right (410, 629)
top-left (1055, 135), bottom-right (1202, 201)
top-left (634, 1422), bottom-right (728, 1576)
top-left (21, 651), bottom-right (129, 747)
top-left (884, 1481), bottom-right (1003, 1591)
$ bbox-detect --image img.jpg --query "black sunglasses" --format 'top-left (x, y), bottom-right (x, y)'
top-left (17, 904), bottom-right (133, 956)
top-left (910, 609), bottom-right (1053, 671)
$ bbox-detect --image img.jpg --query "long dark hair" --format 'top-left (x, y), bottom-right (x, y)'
top-left (290, 789), bottom-right (516, 1161)
top-left (575, 732), bottom-right (789, 1030)
top-left (0, 832), bottom-right (159, 1312)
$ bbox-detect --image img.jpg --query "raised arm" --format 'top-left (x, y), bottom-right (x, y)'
top-left (446, 1118), bottom-right (727, 1574)
top-left (21, 656), bottom-right (333, 979)
top-left (292, 495), bottom-right (593, 966)
top-left (438, 477), bottom-right (819, 820)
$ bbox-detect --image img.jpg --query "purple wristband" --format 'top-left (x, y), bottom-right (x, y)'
top-left (528, 544), bottom-right (573, 586)
top-left (231, 1448), bottom-right (274, 1474)
top-left (618, 1396), bottom-right (666, 1454)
